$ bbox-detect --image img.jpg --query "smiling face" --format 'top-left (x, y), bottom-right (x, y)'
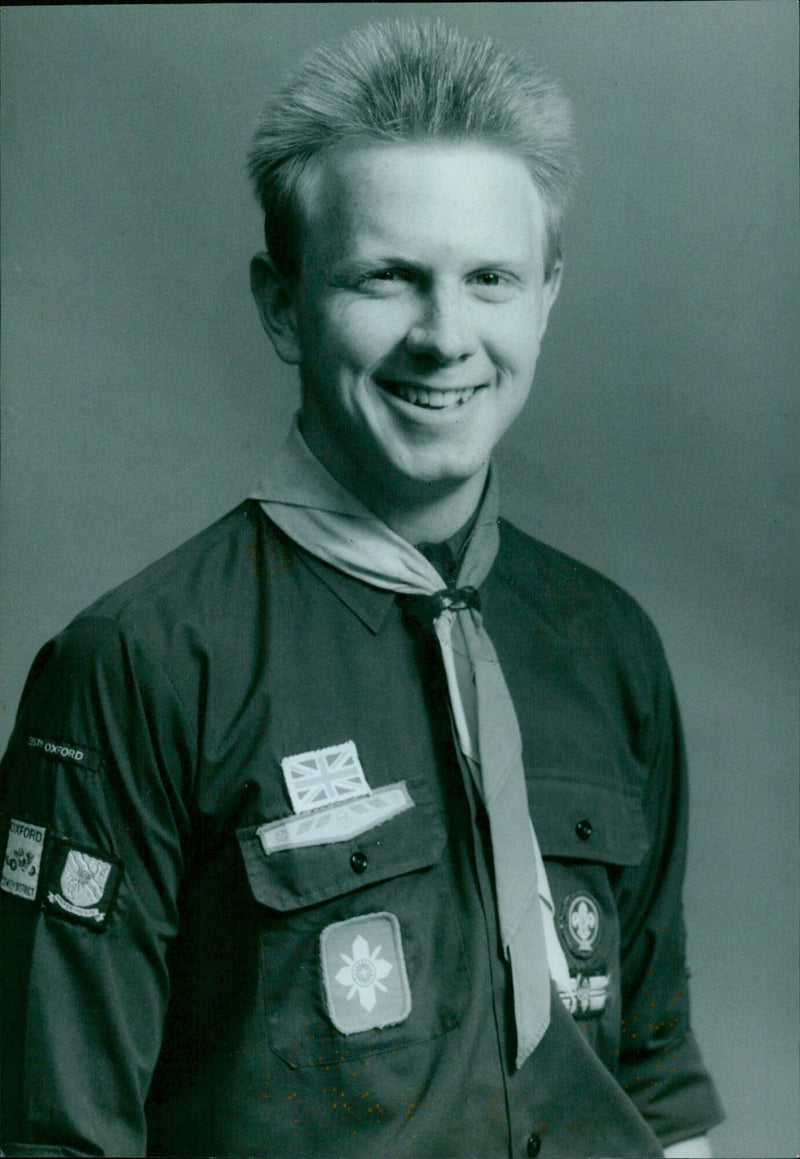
top-left (253, 141), bottom-right (561, 524)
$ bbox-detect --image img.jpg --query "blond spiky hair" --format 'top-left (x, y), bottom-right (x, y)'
top-left (248, 20), bottom-right (578, 280)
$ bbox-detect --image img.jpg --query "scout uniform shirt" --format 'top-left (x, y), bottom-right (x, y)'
top-left (0, 502), bottom-right (724, 1157)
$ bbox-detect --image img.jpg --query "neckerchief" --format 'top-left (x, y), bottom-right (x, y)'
top-left (251, 418), bottom-right (570, 1066)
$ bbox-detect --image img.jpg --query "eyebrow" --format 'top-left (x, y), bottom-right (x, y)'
top-left (329, 255), bottom-right (530, 281)
top-left (329, 257), bottom-right (423, 278)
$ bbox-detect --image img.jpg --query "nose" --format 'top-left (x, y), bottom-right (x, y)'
top-left (404, 285), bottom-right (479, 363)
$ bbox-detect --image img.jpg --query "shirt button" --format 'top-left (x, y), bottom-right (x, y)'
top-left (575, 818), bottom-right (593, 842)
top-left (526, 1132), bottom-right (542, 1157)
top-left (350, 850), bottom-right (368, 874)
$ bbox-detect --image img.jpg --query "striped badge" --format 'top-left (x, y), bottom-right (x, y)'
top-left (258, 782), bottom-right (413, 854)
top-left (558, 971), bottom-right (610, 1020)
top-left (281, 741), bottom-right (370, 814)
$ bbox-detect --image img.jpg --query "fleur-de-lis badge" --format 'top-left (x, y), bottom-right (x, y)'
top-left (560, 892), bottom-right (601, 958)
top-left (570, 899), bottom-right (597, 949)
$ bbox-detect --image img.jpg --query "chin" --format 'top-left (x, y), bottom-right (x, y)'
top-left (389, 459), bottom-right (487, 494)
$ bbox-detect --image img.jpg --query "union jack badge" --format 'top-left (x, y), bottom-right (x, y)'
top-left (281, 741), bottom-right (370, 815)
top-left (44, 839), bottom-right (122, 930)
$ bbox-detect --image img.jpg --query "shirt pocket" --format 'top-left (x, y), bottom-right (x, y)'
top-left (236, 775), bottom-right (472, 1068)
top-left (529, 773), bottom-right (649, 866)
top-left (530, 773), bottom-right (649, 1066)
top-left (530, 770), bottom-right (650, 953)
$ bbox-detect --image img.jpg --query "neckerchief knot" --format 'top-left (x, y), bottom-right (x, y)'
top-left (400, 587), bottom-right (482, 636)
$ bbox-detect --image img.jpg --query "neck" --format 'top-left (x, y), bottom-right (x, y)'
top-left (298, 422), bottom-right (489, 544)
top-left (365, 470), bottom-right (488, 545)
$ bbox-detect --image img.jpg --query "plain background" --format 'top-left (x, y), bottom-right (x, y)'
top-left (1, 4), bottom-right (797, 1156)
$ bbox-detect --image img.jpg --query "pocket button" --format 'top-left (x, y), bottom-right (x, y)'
top-left (349, 850), bottom-right (368, 874)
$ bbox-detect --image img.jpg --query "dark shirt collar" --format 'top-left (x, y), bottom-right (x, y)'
top-left (257, 503), bottom-right (480, 634)
top-left (285, 535), bottom-right (398, 635)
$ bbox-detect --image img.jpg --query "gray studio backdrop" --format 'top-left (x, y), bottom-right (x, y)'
top-left (1, 4), bottom-right (797, 1156)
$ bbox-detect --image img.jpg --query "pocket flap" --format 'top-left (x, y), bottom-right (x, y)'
top-left (237, 777), bottom-right (445, 911)
top-left (529, 774), bottom-right (649, 865)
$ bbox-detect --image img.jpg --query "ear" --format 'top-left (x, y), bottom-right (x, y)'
top-left (537, 258), bottom-right (563, 341)
top-left (250, 251), bottom-right (301, 365)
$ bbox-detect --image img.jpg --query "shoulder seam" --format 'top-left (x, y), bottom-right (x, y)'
top-left (67, 613), bottom-right (200, 757)
top-left (83, 502), bottom-right (258, 622)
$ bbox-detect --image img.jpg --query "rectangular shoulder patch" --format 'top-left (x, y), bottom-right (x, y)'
top-left (2, 818), bottom-right (47, 901)
top-left (25, 735), bottom-right (103, 772)
top-left (44, 839), bottom-right (122, 930)
top-left (258, 782), bottom-right (413, 854)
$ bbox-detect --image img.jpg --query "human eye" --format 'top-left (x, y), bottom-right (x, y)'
top-left (469, 269), bottom-right (518, 300)
top-left (353, 266), bottom-right (419, 295)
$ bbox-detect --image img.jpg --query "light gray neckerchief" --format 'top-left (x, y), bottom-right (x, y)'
top-left (251, 418), bottom-right (570, 1067)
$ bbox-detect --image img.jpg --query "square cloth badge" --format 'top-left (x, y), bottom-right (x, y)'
top-left (1, 818), bottom-right (46, 901)
top-left (44, 839), bottom-right (122, 930)
top-left (281, 741), bottom-right (370, 815)
top-left (321, 911), bottom-right (411, 1035)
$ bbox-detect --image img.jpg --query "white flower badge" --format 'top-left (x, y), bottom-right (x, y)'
top-left (335, 934), bottom-right (393, 1012)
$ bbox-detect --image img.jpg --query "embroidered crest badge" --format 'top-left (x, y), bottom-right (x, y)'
top-left (281, 741), bottom-right (370, 815)
top-left (560, 891), bottom-right (602, 958)
top-left (321, 911), bottom-right (412, 1035)
top-left (1, 818), bottom-right (46, 901)
top-left (44, 840), bottom-right (122, 929)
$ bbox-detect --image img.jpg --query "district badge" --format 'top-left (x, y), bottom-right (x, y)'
top-left (1, 818), bottom-right (46, 902)
top-left (321, 911), bottom-right (411, 1035)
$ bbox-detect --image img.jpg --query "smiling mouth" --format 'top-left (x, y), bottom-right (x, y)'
top-left (378, 380), bottom-right (483, 410)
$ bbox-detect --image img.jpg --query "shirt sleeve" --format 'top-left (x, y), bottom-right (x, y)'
top-left (0, 616), bottom-right (194, 1157)
top-left (613, 608), bottom-right (725, 1147)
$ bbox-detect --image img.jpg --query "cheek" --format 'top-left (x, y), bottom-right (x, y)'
top-left (330, 301), bottom-right (414, 369)
top-left (483, 297), bottom-right (545, 373)
top-left (486, 325), bottom-right (541, 379)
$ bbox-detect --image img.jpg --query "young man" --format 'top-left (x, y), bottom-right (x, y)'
top-left (0, 21), bottom-right (723, 1158)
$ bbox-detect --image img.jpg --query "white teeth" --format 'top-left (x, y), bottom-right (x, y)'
top-left (386, 383), bottom-right (478, 409)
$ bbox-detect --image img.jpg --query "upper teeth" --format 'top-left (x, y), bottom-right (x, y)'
top-left (386, 383), bottom-right (478, 409)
